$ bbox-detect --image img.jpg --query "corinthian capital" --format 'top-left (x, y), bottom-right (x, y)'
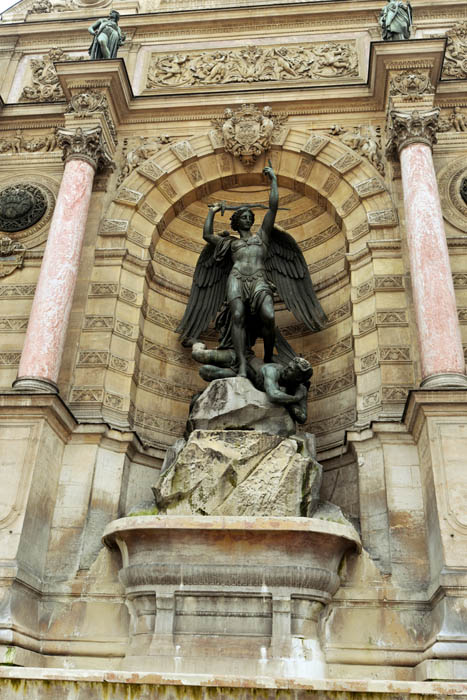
top-left (57, 126), bottom-right (114, 171)
top-left (386, 108), bottom-right (440, 160)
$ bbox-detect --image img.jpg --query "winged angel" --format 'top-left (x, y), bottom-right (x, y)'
top-left (177, 164), bottom-right (327, 392)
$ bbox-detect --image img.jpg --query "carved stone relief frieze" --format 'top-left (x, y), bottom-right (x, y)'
top-left (0, 129), bottom-right (59, 154)
top-left (437, 108), bottom-right (467, 133)
top-left (19, 48), bottom-right (84, 103)
top-left (443, 21), bottom-right (467, 79)
top-left (328, 125), bottom-right (384, 175)
top-left (211, 104), bottom-right (287, 166)
top-left (146, 42), bottom-right (359, 89)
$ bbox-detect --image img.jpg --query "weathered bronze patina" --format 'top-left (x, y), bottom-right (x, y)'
top-left (379, 0), bottom-right (412, 41)
top-left (88, 10), bottom-right (126, 60)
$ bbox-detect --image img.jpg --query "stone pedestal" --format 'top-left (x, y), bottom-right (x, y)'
top-left (0, 393), bottom-right (75, 663)
top-left (405, 391), bottom-right (467, 679)
top-left (103, 515), bottom-right (361, 678)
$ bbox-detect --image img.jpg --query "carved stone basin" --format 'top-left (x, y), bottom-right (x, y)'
top-left (103, 515), bottom-right (360, 677)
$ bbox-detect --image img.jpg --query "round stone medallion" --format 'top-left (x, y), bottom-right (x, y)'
top-left (0, 184), bottom-right (47, 233)
top-left (438, 158), bottom-right (467, 232)
top-left (0, 176), bottom-right (57, 248)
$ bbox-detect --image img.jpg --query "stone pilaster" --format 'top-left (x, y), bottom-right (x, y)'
top-left (387, 108), bottom-right (467, 389)
top-left (13, 125), bottom-right (113, 393)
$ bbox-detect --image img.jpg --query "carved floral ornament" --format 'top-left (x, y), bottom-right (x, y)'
top-left (211, 104), bottom-right (287, 166)
top-left (146, 42), bottom-right (359, 89)
top-left (386, 108), bottom-right (439, 159)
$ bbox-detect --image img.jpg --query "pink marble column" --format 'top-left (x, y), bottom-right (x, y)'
top-left (14, 126), bottom-right (112, 392)
top-left (391, 109), bottom-right (467, 388)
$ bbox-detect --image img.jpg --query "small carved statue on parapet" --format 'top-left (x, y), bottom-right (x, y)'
top-left (379, 0), bottom-right (412, 41)
top-left (88, 10), bottom-right (126, 60)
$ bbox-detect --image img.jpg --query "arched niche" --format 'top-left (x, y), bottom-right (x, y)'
top-left (76, 129), bottom-right (398, 455)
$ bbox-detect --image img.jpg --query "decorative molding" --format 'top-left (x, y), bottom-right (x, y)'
top-left (386, 109), bottom-right (439, 158)
top-left (0, 317), bottom-right (28, 332)
top-left (0, 351), bottom-right (21, 366)
top-left (307, 407), bottom-right (356, 437)
top-left (311, 368), bottom-right (354, 399)
top-left (100, 218), bottom-right (129, 234)
top-left (58, 126), bottom-right (113, 171)
top-left (355, 178), bottom-right (386, 198)
top-left (0, 283), bottom-right (35, 297)
top-left (331, 152), bottom-right (361, 174)
top-left (302, 335), bottom-right (353, 365)
top-left (146, 42), bottom-right (358, 89)
top-left (367, 209), bottom-right (398, 228)
top-left (301, 134), bottom-right (329, 156)
top-left (381, 386), bottom-right (412, 402)
top-left (380, 346), bottom-right (411, 363)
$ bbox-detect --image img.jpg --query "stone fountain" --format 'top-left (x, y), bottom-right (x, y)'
top-left (103, 378), bottom-right (361, 677)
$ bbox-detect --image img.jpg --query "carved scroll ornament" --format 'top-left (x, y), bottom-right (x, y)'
top-left (146, 42), bottom-right (358, 89)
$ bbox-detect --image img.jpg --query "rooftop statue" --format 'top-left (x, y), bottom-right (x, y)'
top-left (88, 10), bottom-right (126, 60)
top-left (177, 163), bottom-right (327, 401)
top-left (379, 0), bottom-right (412, 41)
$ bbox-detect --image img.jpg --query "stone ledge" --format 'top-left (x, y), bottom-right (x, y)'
top-left (0, 669), bottom-right (466, 695)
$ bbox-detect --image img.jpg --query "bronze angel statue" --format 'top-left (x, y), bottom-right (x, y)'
top-left (177, 163), bottom-right (327, 388)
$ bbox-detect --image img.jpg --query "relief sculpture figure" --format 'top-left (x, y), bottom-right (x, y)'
top-left (88, 10), bottom-right (126, 60)
top-left (177, 163), bottom-right (327, 415)
top-left (379, 0), bottom-right (412, 41)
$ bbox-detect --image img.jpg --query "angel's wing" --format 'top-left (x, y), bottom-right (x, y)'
top-left (265, 225), bottom-right (327, 331)
top-left (176, 238), bottom-right (233, 344)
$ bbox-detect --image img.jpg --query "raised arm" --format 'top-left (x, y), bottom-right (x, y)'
top-left (261, 162), bottom-right (279, 241)
top-left (203, 202), bottom-right (222, 245)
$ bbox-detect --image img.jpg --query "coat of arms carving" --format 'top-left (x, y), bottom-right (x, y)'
top-left (211, 104), bottom-right (287, 166)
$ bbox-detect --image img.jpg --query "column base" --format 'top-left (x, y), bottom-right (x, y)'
top-left (12, 376), bottom-right (59, 393)
top-left (420, 373), bottom-right (467, 389)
